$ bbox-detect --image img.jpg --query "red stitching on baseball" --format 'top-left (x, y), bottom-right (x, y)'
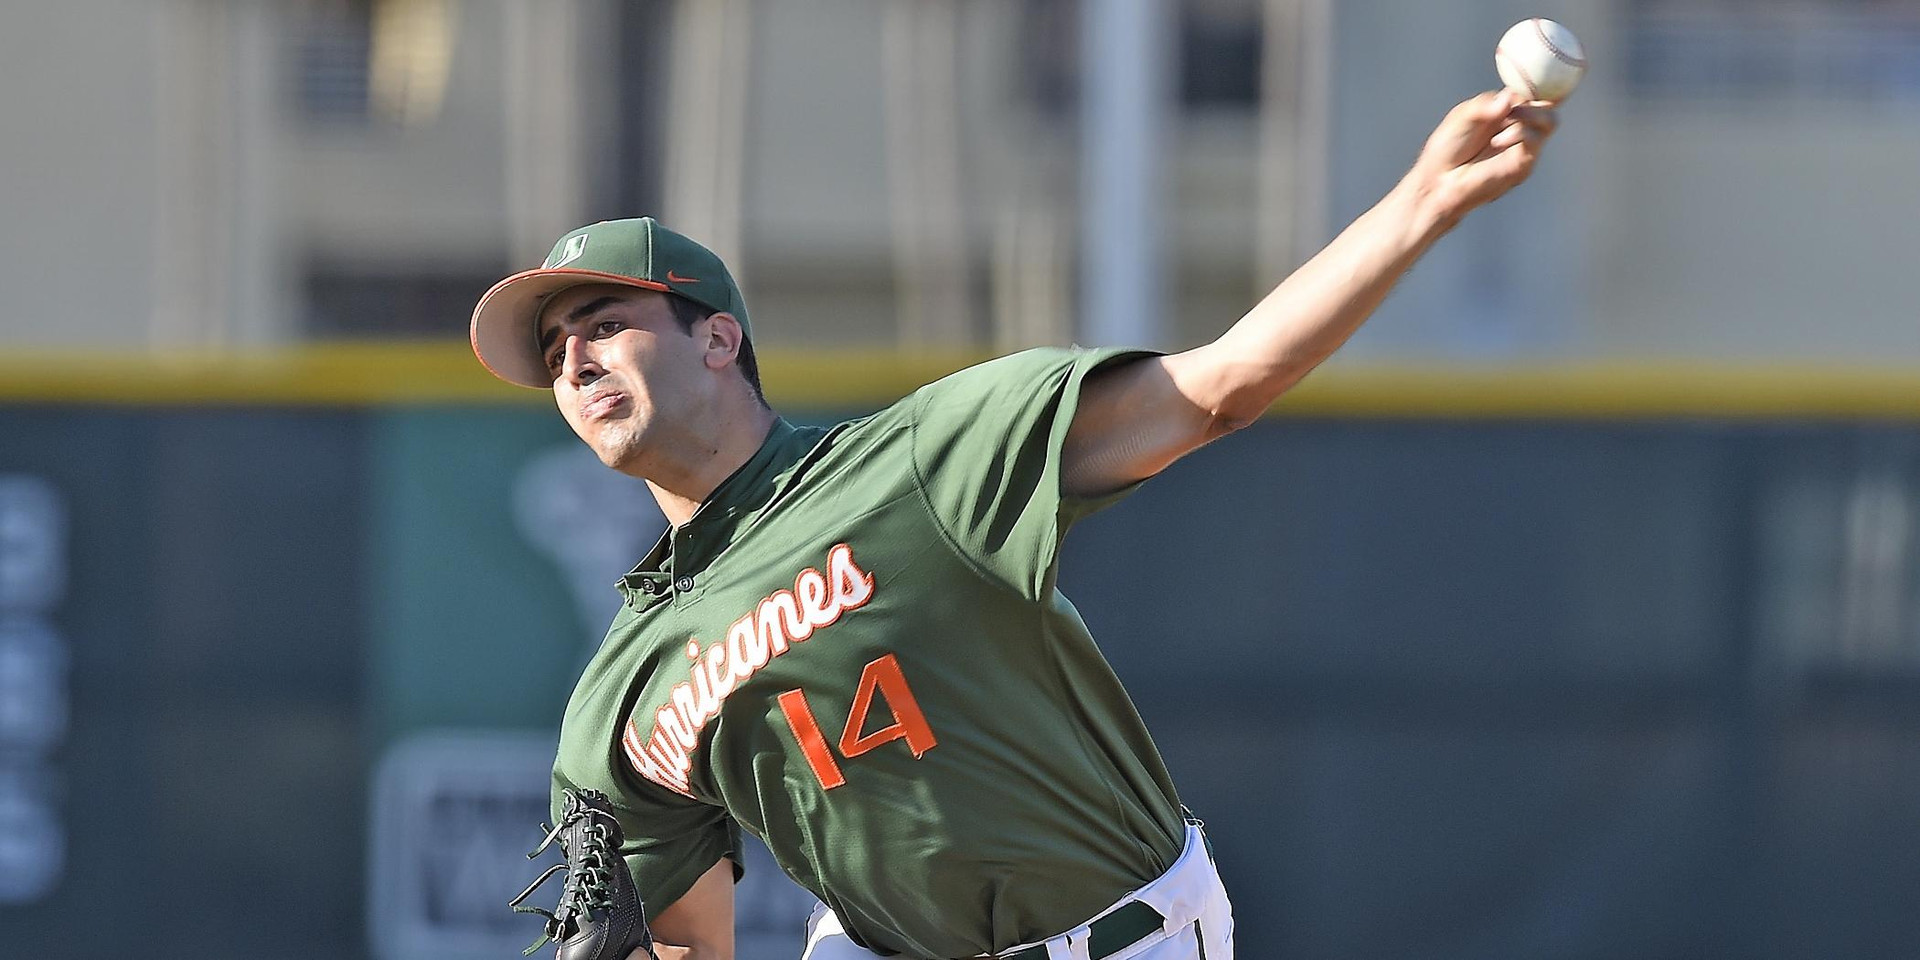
top-left (1497, 47), bottom-right (1540, 100)
top-left (1531, 19), bottom-right (1588, 68)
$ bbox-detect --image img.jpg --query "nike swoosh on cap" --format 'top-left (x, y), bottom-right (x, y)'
top-left (666, 270), bottom-right (700, 283)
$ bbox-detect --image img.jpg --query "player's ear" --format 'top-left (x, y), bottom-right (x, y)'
top-left (700, 312), bottom-right (745, 371)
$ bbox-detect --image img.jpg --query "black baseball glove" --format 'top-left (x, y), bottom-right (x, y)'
top-left (510, 787), bottom-right (660, 960)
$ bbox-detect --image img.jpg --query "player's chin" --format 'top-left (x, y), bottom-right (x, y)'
top-left (584, 431), bottom-right (622, 465)
top-left (589, 430), bottom-right (647, 472)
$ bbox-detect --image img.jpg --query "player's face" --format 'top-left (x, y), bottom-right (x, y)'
top-left (537, 285), bottom-right (715, 474)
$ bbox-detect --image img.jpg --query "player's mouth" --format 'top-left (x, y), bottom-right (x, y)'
top-left (580, 390), bottom-right (630, 422)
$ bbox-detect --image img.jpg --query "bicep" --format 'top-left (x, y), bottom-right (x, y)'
top-left (646, 858), bottom-right (736, 960)
top-left (1061, 348), bottom-right (1242, 497)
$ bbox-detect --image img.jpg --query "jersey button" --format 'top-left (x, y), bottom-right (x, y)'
top-left (675, 576), bottom-right (695, 592)
top-left (639, 580), bottom-right (659, 595)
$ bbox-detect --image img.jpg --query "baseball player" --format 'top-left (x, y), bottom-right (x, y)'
top-left (475, 90), bottom-right (1557, 960)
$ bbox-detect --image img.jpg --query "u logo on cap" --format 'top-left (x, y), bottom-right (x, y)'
top-left (548, 234), bottom-right (589, 269)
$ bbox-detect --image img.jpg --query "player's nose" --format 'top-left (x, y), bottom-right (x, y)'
top-left (559, 335), bottom-right (602, 386)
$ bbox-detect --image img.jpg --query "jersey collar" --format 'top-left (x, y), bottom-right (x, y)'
top-left (618, 417), bottom-right (824, 606)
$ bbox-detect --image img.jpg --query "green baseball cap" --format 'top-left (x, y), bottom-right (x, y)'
top-left (470, 217), bottom-right (751, 388)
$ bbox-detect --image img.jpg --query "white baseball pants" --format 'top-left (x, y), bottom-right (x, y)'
top-left (800, 821), bottom-right (1234, 960)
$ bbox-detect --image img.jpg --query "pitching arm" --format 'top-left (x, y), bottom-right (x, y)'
top-left (1062, 90), bottom-right (1556, 497)
top-left (642, 858), bottom-right (736, 960)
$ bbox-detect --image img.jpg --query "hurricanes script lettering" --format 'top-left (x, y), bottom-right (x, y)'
top-left (623, 544), bottom-right (875, 795)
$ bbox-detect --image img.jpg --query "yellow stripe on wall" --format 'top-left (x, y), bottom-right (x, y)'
top-left (1276, 365), bottom-right (1920, 420)
top-left (0, 343), bottom-right (521, 406)
top-left (2, 342), bottom-right (1920, 419)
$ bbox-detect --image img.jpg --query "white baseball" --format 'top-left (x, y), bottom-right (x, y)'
top-left (1495, 18), bottom-right (1587, 103)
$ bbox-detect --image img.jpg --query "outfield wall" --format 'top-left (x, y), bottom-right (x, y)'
top-left (2, 348), bottom-right (1917, 959)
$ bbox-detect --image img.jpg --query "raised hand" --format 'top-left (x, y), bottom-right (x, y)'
top-left (1405, 90), bottom-right (1559, 227)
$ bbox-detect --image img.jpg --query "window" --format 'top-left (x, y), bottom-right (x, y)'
top-left (291, 0), bottom-right (375, 124)
top-left (1017, 0), bottom-right (1264, 115)
top-left (289, 0), bottom-right (453, 126)
top-left (1626, 0), bottom-right (1920, 104)
top-left (304, 263), bottom-right (507, 338)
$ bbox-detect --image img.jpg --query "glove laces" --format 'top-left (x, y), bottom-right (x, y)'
top-left (507, 789), bottom-right (632, 957)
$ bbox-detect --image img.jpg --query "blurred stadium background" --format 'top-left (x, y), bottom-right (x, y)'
top-left (3, 0), bottom-right (1919, 958)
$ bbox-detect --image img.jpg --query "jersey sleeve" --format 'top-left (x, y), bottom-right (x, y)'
top-left (909, 346), bottom-right (1160, 599)
top-left (550, 765), bottom-right (743, 915)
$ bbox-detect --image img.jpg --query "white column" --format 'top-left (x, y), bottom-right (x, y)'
top-left (1079, 0), bottom-right (1171, 348)
top-left (884, 0), bottom-right (972, 347)
top-left (502, 0), bottom-right (589, 267)
top-left (149, 0), bottom-right (285, 346)
top-left (149, 0), bottom-right (232, 346)
top-left (662, 0), bottom-right (753, 274)
top-left (1255, 0), bottom-right (1333, 291)
top-left (226, 1), bottom-right (287, 345)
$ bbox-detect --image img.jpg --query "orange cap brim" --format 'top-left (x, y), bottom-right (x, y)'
top-left (469, 268), bottom-right (672, 388)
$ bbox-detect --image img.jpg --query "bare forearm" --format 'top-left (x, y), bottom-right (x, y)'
top-left (638, 859), bottom-right (735, 960)
top-left (1197, 180), bottom-right (1451, 425)
top-left (1179, 91), bottom-right (1554, 427)
top-left (1062, 92), bottom-right (1555, 494)
top-left (647, 945), bottom-right (729, 960)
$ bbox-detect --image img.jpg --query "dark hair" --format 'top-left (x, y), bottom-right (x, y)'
top-left (666, 294), bottom-right (767, 408)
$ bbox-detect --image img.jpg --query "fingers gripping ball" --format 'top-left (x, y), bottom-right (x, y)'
top-left (510, 788), bottom-right (661, 960)
top-left (1495, 18), bottom-right (1586, 103)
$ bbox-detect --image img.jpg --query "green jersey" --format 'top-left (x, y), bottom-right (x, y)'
top-left (551, 347), bottom-right (1186, 958)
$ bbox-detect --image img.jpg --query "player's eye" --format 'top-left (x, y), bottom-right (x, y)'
top-left (594, 319), bottom-right (621, 336)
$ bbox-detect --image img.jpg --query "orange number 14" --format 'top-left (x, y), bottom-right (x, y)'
top-left (776, 653), bottom-right (938, 790)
